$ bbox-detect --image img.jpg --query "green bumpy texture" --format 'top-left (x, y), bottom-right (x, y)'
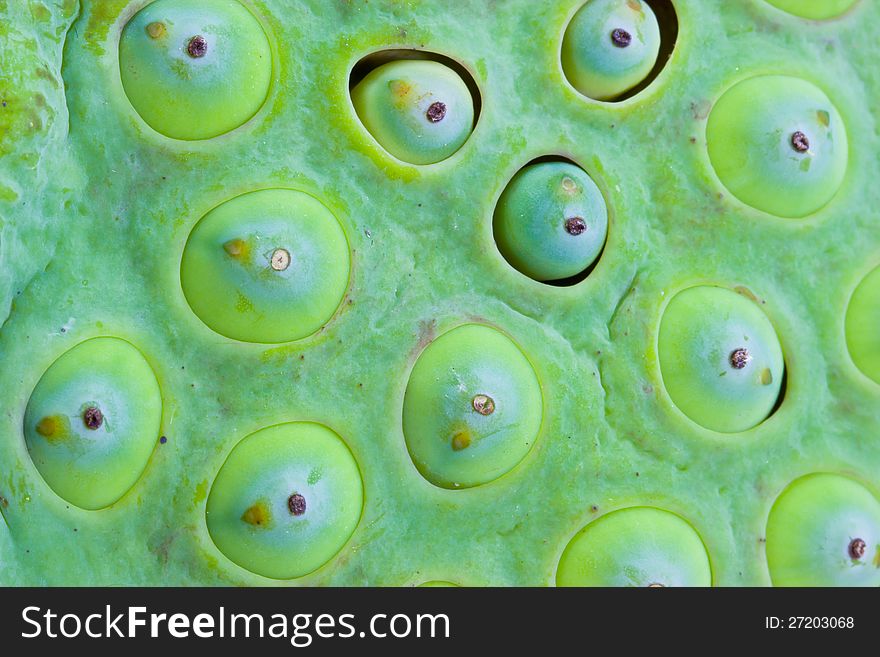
top-left (0, 0), bottom-right (878, 586)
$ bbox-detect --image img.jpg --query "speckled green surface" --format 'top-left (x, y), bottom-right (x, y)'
top-left (0, 0), bottom-right (878, 586)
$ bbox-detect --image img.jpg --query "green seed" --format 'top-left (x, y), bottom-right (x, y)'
top-left (350, 59), bottom-right (475, 165)
top-left (23, 337), bottom-right (163, 510)
top-left (556, 507), bottom-right (712, 587)
top-left (657, 286), bottom-right (785, 433)
top-left (845, 264), bottom-right (880, 384)
top-left (180, 188), bottom-right (350, 344)
top-left (561, 0), bottom-right (661, 101)
top-left (402, 324), bottom-right (543, 489)
top-left (706, 75), bottom-right (848, 218)
top-left (763, 0), bottom-right (858, 20)
top-left (119, 0), bottom-right (272, 140)
top-left (493, 161), bottom-right (608, 281)
top-left (765, 473), bottom-right (880, 586)
top-left (206, 422), bottom-right (363, 580)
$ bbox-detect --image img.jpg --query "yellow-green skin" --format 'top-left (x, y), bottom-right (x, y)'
top-left (765, 473), bottom-right (880, 587)
top-left (205, 422), bottom-right (363, 580)
top-left (845, 265), bottom-right (880, 385)
top-left (351, 59), bottom-right (475, 165)
top-left (764, 0), bottom-right (859, 20)
top-left (706, 75), bottom-right (848, 218)
top-left (402, 324), bottom-right (543, 489)
top-left (561, 0), bottom-right (661, 101)
top-left (1, 0), bottom-right (879, 586)
top-left (179, 188), bottom-right (351, 344)
top-left (22, 337), bottom-right (162, 510)
top-left (658, 286), bottom-right (785, 434)
top-left (556, 507), bottom-right (712, 587)
top-left (119, 0), bottom-right (272, 140)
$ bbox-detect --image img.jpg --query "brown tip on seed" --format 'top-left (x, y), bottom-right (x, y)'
top-left (611, 28), bottom-right (632, 48)
top-left (729, 347), bottom-right (751, 370)
top-left (187, 35), bottom-right (208, 58)
top-left (849, 537), bottom-right (867, 560)
top-left (146, 22), bottom-right (166, 39)
top-left (83, 406), bottom-right (103, 430)
top-left (791, 131), bottom-right (810, 153)
top-left (287, 493), bottom-right (307, 516)
top-left (426, 101), bottom-right (447, 123)
top-left (472, 394), bottom-right (495, 416)
top-left (270, 248), bottom-right (291, 271)
top-left (565, 217), bottom-right (587, 236)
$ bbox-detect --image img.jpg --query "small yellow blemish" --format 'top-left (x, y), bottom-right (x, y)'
top-left (451, 430), bottom-right (471, 451)
top-left (760, 368), bottom-right (773, 386)
top-left (145, 22), bottom-right (166, 39)
top-left (223, 238), bottom-right (249, 259)
top-left (817, 110), bottom-right (830, 127)
top-left (561, 177), bottom-right (578, 194)
top-left (36, 415), bottom-right (68, 442)
top-left (241, 501), bottom-right (271, 527)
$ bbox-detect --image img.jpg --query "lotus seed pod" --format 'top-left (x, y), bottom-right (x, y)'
top-left (658, 286), bottom-right (785, 433)
top-left (23, 337), bottom-right (162, 510)
top-left (766, 473), bottom-right (880, 586)
top-left (206, 422), bottom-right (363, 580)
top-left (351, 59), bottom-right (475, 165)
top-left (494, 161), bottom-right (608, 281)
top-left (764, 0), bottom-right (858, 20)
top-left (561, 0), bottom-right (661, 101)
top-left (556, 507), bottom-right (712, 587)
top-left (180, 188), bottom-right (350, 343)
top-left (402, 324), bottom-right (543, 489)
top-left (119, 0), bottom-right (272, 140)
top-left (845, 265), bottom-right (880, 384)
top-left (706, 75), bottom-right (848, 218)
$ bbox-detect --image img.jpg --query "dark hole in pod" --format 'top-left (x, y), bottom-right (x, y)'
top-left (613, 0), bottom-right (679, 102)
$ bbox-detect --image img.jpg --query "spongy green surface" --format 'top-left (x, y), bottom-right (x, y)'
top-left (0, 0), bottom-right (878, 585)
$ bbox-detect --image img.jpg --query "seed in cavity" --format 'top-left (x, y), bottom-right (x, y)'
top-left (270, 248), bottom-right (291, 271)
top-left (848, 537), bottom-right (867, 560)
top-left (472, 394), bottom-right (495, 415)
top-left (565, 217), bottom-right (587, 236)
top-left (146, 22), bottom-right (166, 39)
top-left (611, 28), bottom-right (632, 48)
top-left (451, 430), bottom-right (471, 451)
top-left (287, 493), bottom-right (306, 516)
top-left (729, 347), bottom-right (751, 370)
top-left (187, 35), bottom-right (208, 58)
top-left (790, 131), bottom-right (810, 153)
top-left (83, 406), bottom-right (104, 430)
top-left (426, 101), bottom-right (447, 123)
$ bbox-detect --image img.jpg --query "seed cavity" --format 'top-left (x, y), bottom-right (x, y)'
top-left (241, 501), bottom-right (271, 527)
top-left (451, 430), bottom-right (471, 451)
top-left (82, 406), bottom-right (104, 430)
top-left (146, 22), bottom-right (166, 39)
top-left (187, 35), bottom-right (208, 58)
top-left (564, 217), bottom-right (587, 236)
top-left (270, 248), bottom-right (291, 271)
top-left (790, 131), bottom-right (810, 153)
top-left (849, 537), bottom-right (867, 560)
top-left (287, 493), bottom-right (307, 516)
top-left (729, 347), bottom-right (752, 370)
top-left (611, 28), bottom-right (632, 48)
top-left (472, 394), bottom-right (495, 416)
top-left (426, 101), bottom-right (447, 123)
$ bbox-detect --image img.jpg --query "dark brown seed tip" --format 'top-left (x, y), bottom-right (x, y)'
top-left (426, 101), bottom-right (447, 123)
top-left (82, 406), bottom-right (104, 430)
top-left (611, 28), bottom-right (632, 48)
top-left (472, 394), bottom-right (495, 416)
top-left (288, 493), bottom-right (307, 516)
top-left (791, 131), bottom-right (810, 153)
top-left (849, 537), bottom-right (867, 560)
top-left (729, 348), bottom-right (751, 370)
top-left (565, 217), bottom-right (587, 236)
top-left (187, 35), bottom-right (208, 58)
